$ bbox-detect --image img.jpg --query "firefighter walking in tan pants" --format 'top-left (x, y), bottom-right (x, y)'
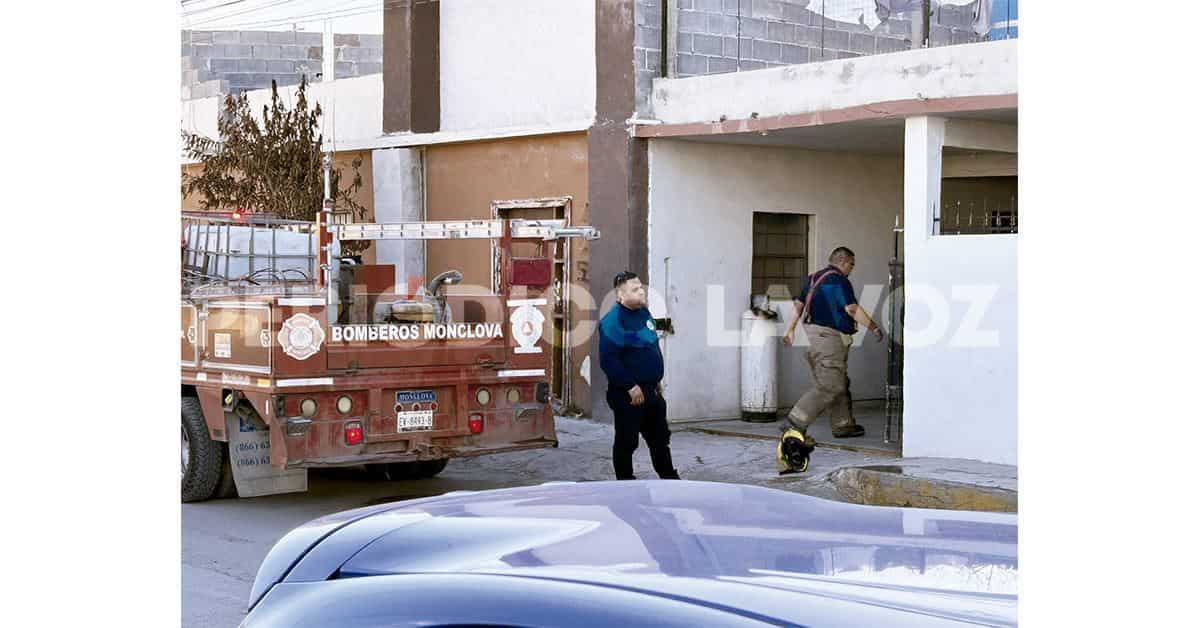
top-left (778, 247), bottom-right (882, 474)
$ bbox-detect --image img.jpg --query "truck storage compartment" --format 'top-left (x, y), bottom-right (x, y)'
top-left (326, 295), bottom-right (508, 370)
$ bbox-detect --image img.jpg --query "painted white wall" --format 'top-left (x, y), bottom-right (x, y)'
top-left (903, 116), bottom-right (1017, 465)
top-left (440, 0), bottom-right (595, 133)
top-left (181, 74), bottom-right (384, 160)
top-left (650, 40), bottom-right (1016, 124)
top-left (647, 139), bottom-right (903, 422)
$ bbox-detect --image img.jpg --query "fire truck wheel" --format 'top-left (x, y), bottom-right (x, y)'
top-left (212, 445), bottom-right (238, 499)
top-left (417, 458), bottom-right (449, 478)
top-left (182, 396), bottom-right (223, 503)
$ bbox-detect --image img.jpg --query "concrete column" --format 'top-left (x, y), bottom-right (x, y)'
top-left (902, 115), bottom-right (944, 456)
top-left (383, 0), bottom-right (440, 134)
top-left (666, 0), bottom-right (679, 78)
top-left (589, 0), bottom-right (649, 423)
top-left (372, 147), bottom-right (426, 292)
top-left (904, 116), bottom-right (945, 241)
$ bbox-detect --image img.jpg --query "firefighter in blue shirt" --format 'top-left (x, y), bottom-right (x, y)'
top-left (778, 247), bottom-right (883, 474)
top-left (599, 271), bottom-right (681, 481)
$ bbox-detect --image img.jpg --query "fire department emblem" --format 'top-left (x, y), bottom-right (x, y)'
top-left (278, 313), bottom-right (325, 361)
top-left (509, 303), bottom-right (545, 354)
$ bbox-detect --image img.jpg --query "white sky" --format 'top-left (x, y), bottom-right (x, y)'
top-left (178, 0), bottom-right (986, 36)
top-left (180, 0), bottom-right (384, 34)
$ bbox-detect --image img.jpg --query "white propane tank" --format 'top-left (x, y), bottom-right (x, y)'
top-left (740, 303), bottom-right (779, 422)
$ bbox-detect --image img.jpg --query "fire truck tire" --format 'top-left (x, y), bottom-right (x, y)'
top-left (182, 396), bottom-right (223, 503)
top-left (212, 445), bottom-right (238, 499)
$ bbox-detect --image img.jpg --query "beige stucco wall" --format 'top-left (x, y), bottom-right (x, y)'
top-left (424, 132), bottom-right (592, 413)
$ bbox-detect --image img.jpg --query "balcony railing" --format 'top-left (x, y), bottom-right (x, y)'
top-left (672, 0), bottom-right (1017, 78)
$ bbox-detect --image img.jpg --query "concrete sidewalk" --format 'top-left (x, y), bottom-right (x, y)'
top-left (678, 402), bottom-right (900, 457)
top-left (676, 418), bottom-right (1016, 512)
top-left (449, 417), bottom-right (1017, 513)
top-left (670, 412), bottom-right (1015, 512)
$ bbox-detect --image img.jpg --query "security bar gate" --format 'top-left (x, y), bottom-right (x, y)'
top-left (885, 218), bottom-right (904, 445)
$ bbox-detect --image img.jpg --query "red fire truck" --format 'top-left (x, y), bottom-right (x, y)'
top-left (180, 197), bottom-right (599, 502)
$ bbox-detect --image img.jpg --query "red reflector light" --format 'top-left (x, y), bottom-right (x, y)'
top-left (344, 421), bottom-right (363, 446)
top-left (510, 257), bottom-right (553, 286)
top-left (468, 414), bottom-right (484, 434)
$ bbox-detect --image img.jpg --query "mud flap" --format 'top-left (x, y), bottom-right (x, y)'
top-left (226, 408), bottom-right (307, 498)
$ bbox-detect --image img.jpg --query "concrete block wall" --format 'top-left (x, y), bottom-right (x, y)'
top-left (675, 0), bottom-right (986, 77)
top-left (635, 0), bottom-right (666, 115)
top-left (181, 30), bottom-right (384, 100)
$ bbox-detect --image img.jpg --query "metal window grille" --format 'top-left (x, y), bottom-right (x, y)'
top-left (937, 176), bottom-right (1018, 236)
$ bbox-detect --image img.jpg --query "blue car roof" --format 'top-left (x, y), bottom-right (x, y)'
top-left (252, 481), bottom-right (1017, 626)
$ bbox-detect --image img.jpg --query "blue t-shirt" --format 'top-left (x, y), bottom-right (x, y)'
top-left (794, 266), bottom-right (858, 335)
top-left (598, 303), bottom-right (664, 390)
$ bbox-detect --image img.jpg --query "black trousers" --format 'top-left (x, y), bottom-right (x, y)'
top-left (606, 384), bottom-right (679, 480)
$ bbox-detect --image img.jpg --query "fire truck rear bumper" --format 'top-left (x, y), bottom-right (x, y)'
top-left (284, 438), bottom-right (558, 469)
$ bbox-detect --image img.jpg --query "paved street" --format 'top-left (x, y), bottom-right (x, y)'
top-left (182, 416), bottom-right (893, 627)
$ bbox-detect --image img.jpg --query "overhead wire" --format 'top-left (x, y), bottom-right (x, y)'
top-left (208, 2), bottom-right (389, 31)
top-left (221, 7), bottom-right (385, 31)
top-left (182, 0), bottom-right (253, 17)
top-left (197, 0), bottom-right (393, 31)
top-left (187, 0), bottom-right (306, 28)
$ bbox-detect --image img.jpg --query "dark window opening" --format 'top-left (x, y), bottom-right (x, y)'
top-left (752, 213), bottom-right (809, 300)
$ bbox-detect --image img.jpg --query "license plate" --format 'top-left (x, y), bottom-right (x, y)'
top-left (397, 410), bottom-right (434, 432)
top-left (396, 390), bottom-right (437, 404)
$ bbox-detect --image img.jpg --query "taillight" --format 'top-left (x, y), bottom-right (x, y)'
top-left (468, 414), bottom-right (484, 434)
top-left (344, 421), bottom-right (363, 446)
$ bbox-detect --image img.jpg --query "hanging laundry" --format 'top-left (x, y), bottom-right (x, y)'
top-left (970, 0), bottom-right (993, 37)
top-left (815, 1), bottom-right (886, 31)
top-left (868, 0), bottom-right (990, 37)
top-left (872, 0), bottom-right (924, 24)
